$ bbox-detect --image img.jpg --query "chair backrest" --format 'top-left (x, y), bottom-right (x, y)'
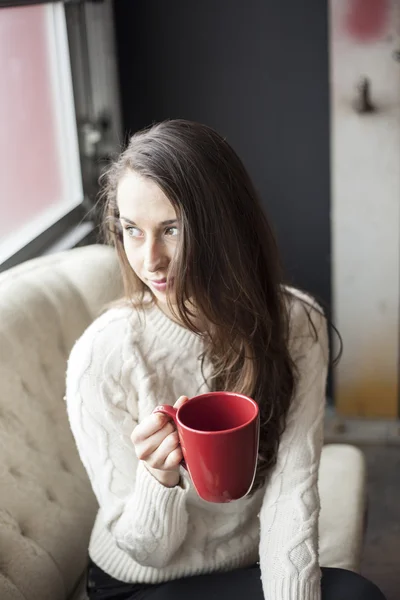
top-left (0, 245), bottom-right (123, 600)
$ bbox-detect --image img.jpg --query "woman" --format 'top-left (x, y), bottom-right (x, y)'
top-left (66, 120), bottom-right (385, 600)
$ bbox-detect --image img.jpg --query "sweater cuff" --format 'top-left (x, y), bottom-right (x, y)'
top-left (131, 461), bottom-right (190, 534)
top-left (262, 578), bottom-right (321, 600)
top-left (137, 460), bottom-right (191, 492)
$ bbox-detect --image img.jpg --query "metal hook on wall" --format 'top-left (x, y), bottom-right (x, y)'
top-left (353, 76), bottom-right (376, 113)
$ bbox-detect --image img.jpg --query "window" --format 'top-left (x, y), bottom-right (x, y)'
top-left (0, 0), bottom-right (122, 271)
top-left (0, 2), bottom-right (84, 267)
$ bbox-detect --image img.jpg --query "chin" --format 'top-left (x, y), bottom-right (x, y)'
top-left (151, 287), bottom-right (176, 306)
top-left (153, 289), bottom-right (168, 302)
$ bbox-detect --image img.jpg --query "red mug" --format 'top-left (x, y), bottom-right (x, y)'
top-left (153, 392), bottom-right (260, 503)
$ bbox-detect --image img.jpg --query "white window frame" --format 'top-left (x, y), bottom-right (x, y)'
top-left (0, 2), bottom-right (84, 268)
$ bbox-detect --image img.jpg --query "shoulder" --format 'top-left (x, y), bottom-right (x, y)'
top-left (283, 286), bottom-right (329, 367)
top-left (65, 305), bottom-right (144, 433)
top-left (68, 306), bottom-right (132, 362)
top-left (66, 306), bottom-right (134, 391)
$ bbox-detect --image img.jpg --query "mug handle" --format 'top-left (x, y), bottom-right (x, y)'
top-left (153, 405), bottom-right (188, 470)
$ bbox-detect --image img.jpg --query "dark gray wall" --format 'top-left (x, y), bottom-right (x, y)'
top-left (114, 0), bottom-right (331, 312)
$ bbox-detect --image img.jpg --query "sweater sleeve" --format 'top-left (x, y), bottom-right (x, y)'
top-left (65, 319), bottom-right (190, 569)
top-left (259, 298), bottom-right (329, 600)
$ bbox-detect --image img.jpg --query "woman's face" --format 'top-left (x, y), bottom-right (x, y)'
top-left (117, 171), bottom-right (179, 306)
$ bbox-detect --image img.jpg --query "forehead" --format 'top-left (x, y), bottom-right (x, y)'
top-left (117, 171), bottom-right (176, 222)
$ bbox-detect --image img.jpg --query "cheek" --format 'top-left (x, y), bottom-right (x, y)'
top-left (167, 241), bottom-right (178, 261)
top-left (124, 242), bottom-right (142, 278)
top-left (167, 247), bottom-right (176, 263)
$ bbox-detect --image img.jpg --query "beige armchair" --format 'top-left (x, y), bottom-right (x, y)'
top-left (0, 245), bottom-right (366, 600)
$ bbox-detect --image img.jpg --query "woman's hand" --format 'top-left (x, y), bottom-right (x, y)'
top-left (131, 395), bottom-right (189, 487)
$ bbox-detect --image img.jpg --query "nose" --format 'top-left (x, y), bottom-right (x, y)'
top-left (144, 237), bottom-right (167, 273)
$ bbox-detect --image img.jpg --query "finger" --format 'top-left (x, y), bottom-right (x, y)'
top-left (174, 395), bottom-right (189, 409)
top-left (163, 446), bottom-right (184, 470)
top-left (134, 421), bottom-right (176, 459)
top-left (131, 413), bottom-right (170, 444)
top-left (145, 431), bottom-right (180, 469)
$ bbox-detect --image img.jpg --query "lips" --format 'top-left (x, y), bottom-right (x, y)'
top-left (148, 277), bottom-right (172, 293)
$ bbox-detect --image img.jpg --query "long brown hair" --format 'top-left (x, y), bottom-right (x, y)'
top-left (101, 119), bottom-right (297, 493)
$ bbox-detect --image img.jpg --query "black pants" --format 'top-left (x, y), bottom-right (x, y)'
top-left (87, 559), bottom-right (386, 600)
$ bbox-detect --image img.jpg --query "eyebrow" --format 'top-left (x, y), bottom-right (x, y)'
top-left (119, 216), bottom-right (178, 227)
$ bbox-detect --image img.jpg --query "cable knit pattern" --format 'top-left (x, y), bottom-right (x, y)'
top-left (259, 288), bottom-right (328, 599)
top-left (65, 288), bottom-right (328, 599)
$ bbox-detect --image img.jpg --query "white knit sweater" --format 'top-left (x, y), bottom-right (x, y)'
top-left (65, 288), bottom-right (328, 600)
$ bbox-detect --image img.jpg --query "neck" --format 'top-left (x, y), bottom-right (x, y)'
top-left (156, 299), bottom-right (207, 333)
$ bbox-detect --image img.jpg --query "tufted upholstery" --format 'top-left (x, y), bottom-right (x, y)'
top-left (0, 245), bottom-right (123, 600)
top-left (0, 244), bottom-right (366, 599)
